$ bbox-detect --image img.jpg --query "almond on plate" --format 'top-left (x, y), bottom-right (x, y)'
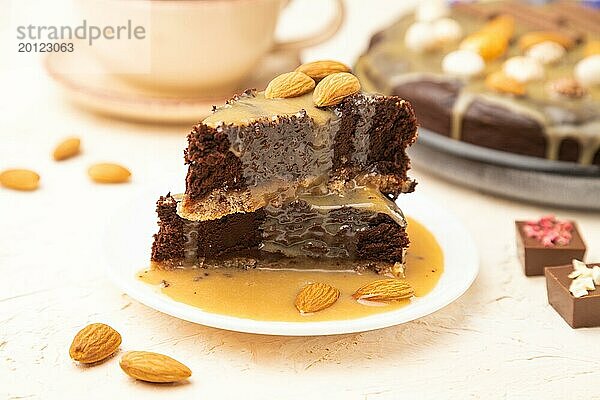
top-left (295, 282), bottom-right (340, 313)
top-left (352, 279), bottom-right (414, 302)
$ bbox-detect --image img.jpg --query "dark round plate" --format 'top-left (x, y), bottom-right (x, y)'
top-left (410, 136), bottom-right (600, 211)
top-left (418, 129), bottom-right (600, 177)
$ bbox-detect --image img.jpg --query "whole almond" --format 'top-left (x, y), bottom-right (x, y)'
top-left (518, 31), bottom-right (574, 51)
top-left (295, 282), bottom-right (340, 313)
top-left (485, 71), bottom-right (526, 96)
top-left (53, 137), bottom-right (81, 161)
top-left (69, 323), bottom-right (122, 364)
top-left (460, 32), bottom-right (509, 61)
top-left (0, 169), bottom-right (40, 191)
top-left (265, 71), bottom-right (315, 99)
top-left (120, 351), bottom-right (192, 383)
top-left (585, 40), bottom-right (600, 57)
top-left (88, 163), bottom-right (131, 184)
top-left (295, 60), bottom-right (351, 81)
top-left (352, 279), bottom-right (414, 302)
top-left (313, 72), bottom-right (361, 107)
top-left (460, 15), bottom-right (513, 61)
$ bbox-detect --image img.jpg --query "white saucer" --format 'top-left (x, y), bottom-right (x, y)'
top-left (45, 49), bottom-right (301, 124)
top-left (104, 190), bottom-right (479, 336)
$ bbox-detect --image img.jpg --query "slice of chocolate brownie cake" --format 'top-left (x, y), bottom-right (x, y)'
top-left (150, 63), bottom-right (419, 276)
top-left (180, 88), bottom-right (418, 221)
top-left (152, 188), bottom-right (409, 276)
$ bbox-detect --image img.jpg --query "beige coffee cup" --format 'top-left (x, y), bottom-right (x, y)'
top-left (78, 0), bottom-right (345, 95)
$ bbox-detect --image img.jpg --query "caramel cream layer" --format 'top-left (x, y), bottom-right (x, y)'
top-left (203, 91), bottom-right (334, 127)
top-left (177, 185), bottom-right (406, 264)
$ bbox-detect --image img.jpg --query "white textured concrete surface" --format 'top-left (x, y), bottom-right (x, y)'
top-left (1, 1), bottom-right (599, 399)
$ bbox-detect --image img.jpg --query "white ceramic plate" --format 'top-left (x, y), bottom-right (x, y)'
top-left (105, 191), bottom-right (479, 336)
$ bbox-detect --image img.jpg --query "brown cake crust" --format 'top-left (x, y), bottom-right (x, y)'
top-left (184, 123), bottom-right (246, 198)
top-left (331, 94), bottom-right (419, 195)
top-left (151, 195), bottom-right (265, 266)
top-left (356, 213), bottom-right (409, 262)
top-left (151, 195), bottom-right (185, 262)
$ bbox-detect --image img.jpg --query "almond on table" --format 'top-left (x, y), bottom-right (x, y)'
top-left (0, 169), bottom-right (40, 191)
top-left (120, 351), bottom-right (192, 383)
top-left (69, 323), bottom-right (122, 364)
top-left (53, 137), bottom-right (81, 161)
top-left (88, 163), bottom-right (131, 184)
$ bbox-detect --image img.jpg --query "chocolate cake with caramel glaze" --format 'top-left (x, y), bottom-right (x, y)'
top-left (355, 1), bottom-right (600, 165)
top-left (152, 188), bottom-right (409, 275)
top-left (180, 89), bottom-right (417, 221)
top-left (150, 65), bottom-right (418, 275)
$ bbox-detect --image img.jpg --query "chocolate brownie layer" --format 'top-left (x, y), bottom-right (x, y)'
top-left (355, 2), bottom-right (600, 166)
top-left (151, 195), bottom-right (265, 264)
top-left (183, 90), bottom-right (418, 220)
top-left (151, 190), bottom-right (409, 275)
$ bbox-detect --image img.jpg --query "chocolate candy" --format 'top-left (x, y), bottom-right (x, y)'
top-left (515, 218), bottom-right (586, 276)
top-left (545, 263), bottom-right (600, 328)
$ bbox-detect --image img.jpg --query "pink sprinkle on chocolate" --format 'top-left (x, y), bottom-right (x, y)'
top-left (524, 215), bottom-right (573, 247)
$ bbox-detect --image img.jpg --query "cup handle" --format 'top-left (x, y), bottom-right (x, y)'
top-left (272, 0), bottom-right (345, 52)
